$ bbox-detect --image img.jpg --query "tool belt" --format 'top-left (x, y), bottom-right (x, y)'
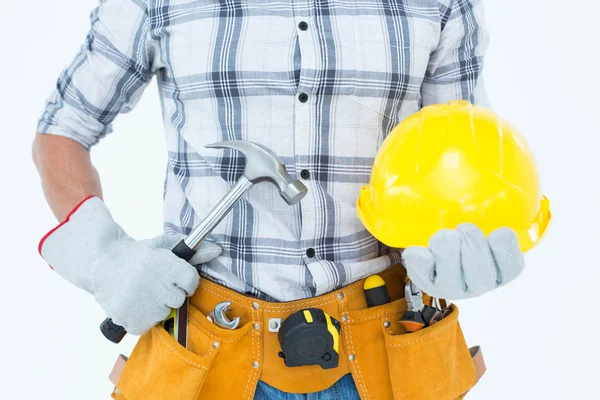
top-left (110, 264), bottom-right (485, 400)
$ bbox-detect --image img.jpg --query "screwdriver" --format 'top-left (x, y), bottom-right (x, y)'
top-left (363, 275), bottom-right (391, 308)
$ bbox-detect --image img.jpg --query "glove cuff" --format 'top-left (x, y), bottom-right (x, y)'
top-left (38, 196), bottom-right (128, 294)
top-left (38, 195), bottom-right (96, 258)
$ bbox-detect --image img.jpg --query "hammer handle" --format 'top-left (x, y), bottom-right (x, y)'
top-left (184, 176), bottom-right (253, 249)
top-left (99, 240), bottom-right (196, 343)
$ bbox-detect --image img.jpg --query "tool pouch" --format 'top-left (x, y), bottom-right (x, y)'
top-left (110, 265), bottom-right (484, 400)
top-left (386, 306), bottom-right (477, 399)
top-left (342, 299), bottom-right (479, 400)
top-left (112, 302), bottom-right (257, 400)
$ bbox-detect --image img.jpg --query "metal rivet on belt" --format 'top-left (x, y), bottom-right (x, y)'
top-left (253, 323), bottom-right (260, 331)
top-left (349, 354), bottom-right (356, 362)
top-left (384, 320), bottom-right (391, 328)
top-left (342, 315), bottom-right (348, 323)
top-left (252, 302), bottom-right (260, 310)
top-left (212, 341), bottom-right (220, 349)
top-left (337, 292), bottom-right (345, 300)
top-left (252, 361), bottom-right (260, 368)
top-left (268, 318), bottom-right (282, 332)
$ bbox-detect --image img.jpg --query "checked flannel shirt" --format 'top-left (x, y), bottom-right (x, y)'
top-left (38, 0), bottom-right (488, 301)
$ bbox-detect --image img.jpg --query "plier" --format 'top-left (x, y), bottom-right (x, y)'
top-left (399, 279), bottom-right (444, 333)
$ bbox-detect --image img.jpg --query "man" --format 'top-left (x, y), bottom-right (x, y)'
top-left (34, 0), bottom-right (524, 398)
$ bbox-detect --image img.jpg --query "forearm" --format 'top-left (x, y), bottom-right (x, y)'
top-left (32, 133), bottom-right (103, 221)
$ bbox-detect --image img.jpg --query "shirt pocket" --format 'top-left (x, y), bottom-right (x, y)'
top-left (349, 5), bottom-right (439, 124)
top-left (151, 2), bottom-right (296, 93)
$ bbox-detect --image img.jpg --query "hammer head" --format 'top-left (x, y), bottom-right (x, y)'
top-left (205, 141), bottom-right (308, 205)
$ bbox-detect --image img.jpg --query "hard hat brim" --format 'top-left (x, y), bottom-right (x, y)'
top-left (357, 193), bottom-right (551, 253)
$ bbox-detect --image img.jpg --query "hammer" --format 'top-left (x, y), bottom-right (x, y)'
top-left (100, 141), bottom-right (308, 344)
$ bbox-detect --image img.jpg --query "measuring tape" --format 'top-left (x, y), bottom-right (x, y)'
top-left (277, 308), bottom-right (341, 369)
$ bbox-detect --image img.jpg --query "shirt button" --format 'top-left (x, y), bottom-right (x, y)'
top-left (298, 93), bottom-right (309, 103)
top-left (298, 21), bottom-right (308, 31)
top-left (300, 169), bottom-right (310, 179)
top-left (306, 248), bottom-right (316, 258)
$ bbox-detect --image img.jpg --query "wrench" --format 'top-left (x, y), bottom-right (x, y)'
top-left (207, 301), bottom-right (241, 330)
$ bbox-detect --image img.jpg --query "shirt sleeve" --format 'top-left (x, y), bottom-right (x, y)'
top-left (421, 0), bottom-right (489, 107)
top-left (37, 0), bottom-right (157, 149)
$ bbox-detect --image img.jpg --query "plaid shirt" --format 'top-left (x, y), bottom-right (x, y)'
top-left (38, 0), bottom-right (488, 301)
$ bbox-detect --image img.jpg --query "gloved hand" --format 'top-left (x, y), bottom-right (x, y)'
top-left (401, 223), bottom-right (524, 300)
top-left (39, 196), bottom-right (222, 335)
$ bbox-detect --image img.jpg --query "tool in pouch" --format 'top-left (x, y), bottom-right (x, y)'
top-left (277, 308), bottom-right (341, 369)
top-left (100, 140), bottom-right (308, 346)
top-left (400, 279), bottom-right (450, 333)
top-left (275, 274), bottom-right (388, 370)
top-left (363, 274), bottom-right (391, 308)
top-left (207, 301), bottom-right (241, 330)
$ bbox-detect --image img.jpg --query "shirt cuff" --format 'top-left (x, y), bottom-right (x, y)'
top-left (37, 90), bottom-right (112, 149)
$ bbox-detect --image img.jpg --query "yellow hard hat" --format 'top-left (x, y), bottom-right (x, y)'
top-left (357, 100), bottom-right (551, 253)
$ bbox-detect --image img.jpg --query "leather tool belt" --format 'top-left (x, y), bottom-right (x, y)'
top-left (110, 264), bottom-right (485, 400)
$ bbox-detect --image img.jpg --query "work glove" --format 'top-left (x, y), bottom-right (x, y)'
top-left (401, 223), bottom-right (524, 300)
top-left (39, 196), bottom-right (222, 335)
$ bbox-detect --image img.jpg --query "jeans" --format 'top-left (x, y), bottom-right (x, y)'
top-left (254, 374), bottom-right (360, 400)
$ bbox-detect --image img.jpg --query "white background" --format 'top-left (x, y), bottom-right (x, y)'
top-left (0, 0), bottom-right (598, 398)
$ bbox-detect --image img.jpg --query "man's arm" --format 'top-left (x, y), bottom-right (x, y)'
top-left (403, 0), bottom-right (526, 301)
top-left (32, 134), bottom-right (102, 221)
top-left (422, 0), bottom-right (489, 106)
top-left (35, 0), bottom-right (158, 220)
top-left (32, 0), bottom-right (195, 337)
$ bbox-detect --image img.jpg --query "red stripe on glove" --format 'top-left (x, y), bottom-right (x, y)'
top-left (38, 195), bottom-right (96, 265)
